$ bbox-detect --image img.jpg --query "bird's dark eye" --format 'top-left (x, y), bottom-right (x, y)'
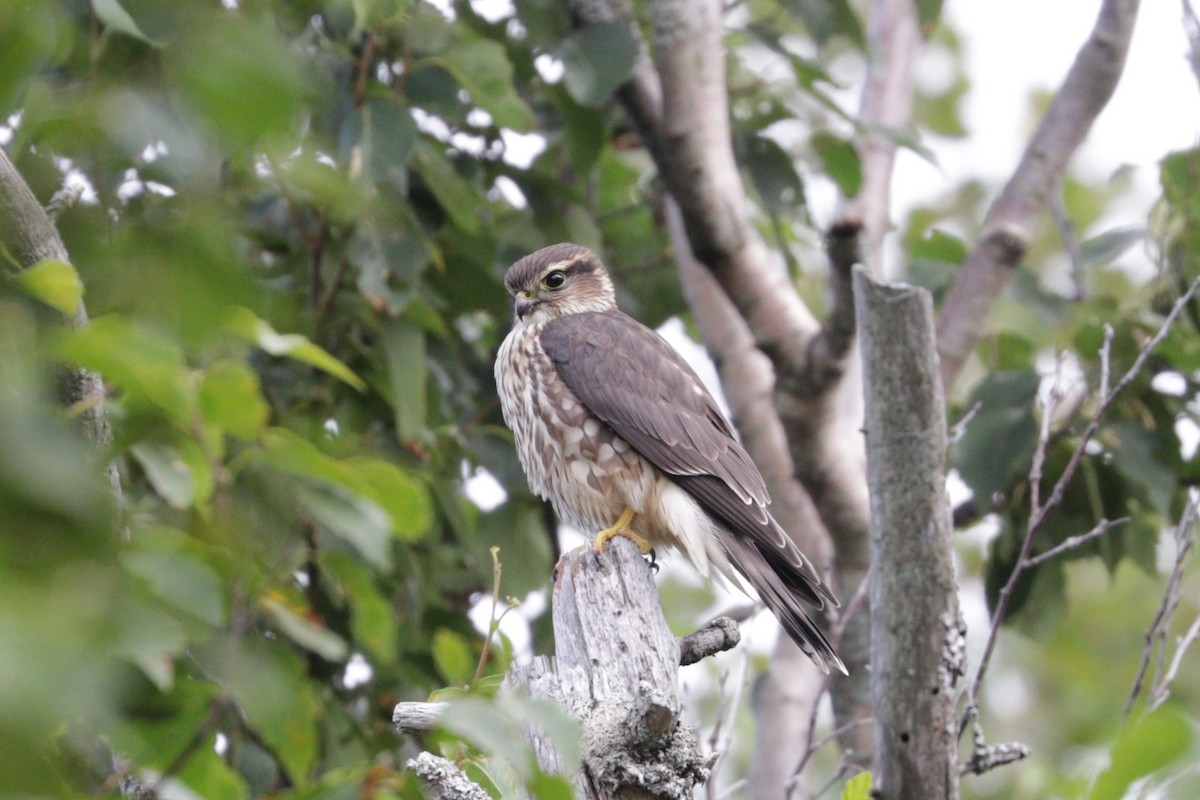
top-left (542, 270), bottom-right (566, 290)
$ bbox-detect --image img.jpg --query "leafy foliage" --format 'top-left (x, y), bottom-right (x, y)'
top-left (0, 0), bottom-right (1197, 799)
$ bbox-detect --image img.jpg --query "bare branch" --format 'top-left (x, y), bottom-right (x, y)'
top-left (394, 701), bottom-right (449, 734)
top-left (971, 273), bottom-right (1200, 711)
top-left (1023, 517), bottom-right (1129, 569)
top-left (1127, 491), bottom-right (1199, 715)
top-left (408, 753), bottom-right (492, 800)
top-left (936, 0), bottom-right (1142, 388)
top-left (679, 616), bottom-right (741, 666)
top-left (836, 0), bottom-right (920, 272)
top-left (802, 222), bottom-right (863, 395)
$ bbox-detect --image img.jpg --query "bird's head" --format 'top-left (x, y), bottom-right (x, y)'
top-left (503, 243), bottom-right (617, 323)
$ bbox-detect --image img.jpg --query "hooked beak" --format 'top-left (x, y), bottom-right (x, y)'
top-left (514, 291), bottom-right (539, 320)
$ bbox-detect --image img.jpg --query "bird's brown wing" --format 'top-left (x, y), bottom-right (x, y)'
top-left (541, 311), bottom-right (843, 670)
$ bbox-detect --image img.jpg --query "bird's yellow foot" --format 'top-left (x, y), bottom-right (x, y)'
top-left (594, 507), bottom-right (653, 554)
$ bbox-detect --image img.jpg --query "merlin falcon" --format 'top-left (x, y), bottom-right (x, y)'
top-left (495, 243), bottom-right (845, 674)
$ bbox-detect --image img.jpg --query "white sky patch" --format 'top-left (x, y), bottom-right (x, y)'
top-left (500, 128), bottom-right (546, 169)
top-left (463, 464), bottom-right (507, 511)
top-left (1151, 371), bottom-right (1189, 396)
top-left (214, 732), bottom-right (229, 755)
top-left (323, 418), bottom-right (340, 437)
top-left (533, 54), bottom-right (565, 84)
top-left (470, 0), bottom-right (514, 23)
top-left (466, 107), bottom-right (494, 128)
top-left (490, 175), bottom-right (528, 209)
top-left (140, 139), bottom-right (168, 163)
top-left (411, 108), bottom-right (452, 140)
top-left (425, 0), bottom-right (456, 21)
top-left (468, 588), bottom-right (547, 662)
top-left (342, 652), bottom-right (374, 689)
top-left (1177, 416), bottom-right (1199, 461)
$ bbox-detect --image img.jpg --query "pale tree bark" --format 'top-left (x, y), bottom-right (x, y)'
top-left (397, 538), bottom-right (740, 799)
top-left (935, 0), bottom-right (1142, 388)
top-left (855, 269), bottom-right (961, 799)
top-left (838, 0), bottom-right (920, 275)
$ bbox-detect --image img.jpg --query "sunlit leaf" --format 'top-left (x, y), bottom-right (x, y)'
top-left (130, 441), bottom-right (195, 509)
top-left (91, 0), bottom-right (155, 45)
top-left (199, 359), bottom-right (270, 440)
top-left (811, 132), bottom-right (862, 197)
top-left (1092, 707), bottom-right (1192, 800)
top-left (56, 315), bottom-right (192, 423)
top-left (11, 258), bottom-right (83, 315)
top-left (261, 595), bottom-right (350, 662)
top-left (841, 770), bottom-right (872, 800)
top-left (432, 627), bottom-right (476, 685)
top-left (296, 483), bottom-right (393, 569)
top-left (226, 308), bottom-right (367, 391)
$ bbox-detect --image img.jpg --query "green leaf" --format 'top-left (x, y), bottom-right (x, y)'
top-left (740, 134), bottom-right (806, 217)
top-left (296, 483), bottom-right (393, 570)
top-left (345, 457), bottom-right (434, 541)
top-left (122, 532), bottom-right (227, 627)
top-left (91, 0), bottom-right (154, 45)
top-left (130, 441), bottom-right (195, 509)
top-left (199, 359), bottom-right (269, 440)
top-left (222, 639), bottom-right (320, 784)
top-left (953, 370), bottom-right (1040, 504)
top-left (361, 98), bottom-right (419, 181)
top-left (841, 770), bottom-right (872, 800)
top-left (382, 317), bottom-right (426, 440)
top-left (1079, 225), bottom-right (1145, 268)
top-left (11, 258), bottom-right (83, 315)
top-left (1091, 708), bottom-right (1193, 800)
top-left (57, 315), bottom-right (192, 423)
top-left (434, 39), bottom-right (533, 131)
top-left (176, 744), bottom-right (248, 800)
top-left (321, 553), bottom-right (398, 662)
top-left (226, 308), bottom-right (367, 391)
top-left (811, 132), bottom-right (862, 197)
top-left (261, 595), bottom-right (350, 663)
top-left (410, 142), bottom-right (485, 235)
top-left (558, 22), bottom-right (639, 107)
top-left (432, 628), bottom-right (476, 685)
top-left (166, 14), bottom-right (305, 145)
top-left (782, 0), bottom-right (864, 46)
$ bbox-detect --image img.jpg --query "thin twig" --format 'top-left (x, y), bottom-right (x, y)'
top-left (1024, 517), bottom-right (1130, 569)
top-left (969, 273), bottom-right (1200, 713)
top-left (1151, 611), bottom-right (1200, 711)
top-left (1126, 490), bottom-right (1199, 715)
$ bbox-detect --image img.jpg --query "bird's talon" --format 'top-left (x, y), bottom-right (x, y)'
top-left (593, 507), bottom-right (653, 554)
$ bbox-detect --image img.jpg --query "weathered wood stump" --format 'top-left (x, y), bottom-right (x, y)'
top-left (397, 536), bottom-right (740, 799)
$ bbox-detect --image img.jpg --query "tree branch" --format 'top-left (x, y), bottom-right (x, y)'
top-left (0, 148), bottom-right (120, 497)
top-left (854, 267), bottom-right (960, 799)
top-left (936, 0), bottom-right (1142, 388)
top-left (836, 0), bottom-right (920, 273)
